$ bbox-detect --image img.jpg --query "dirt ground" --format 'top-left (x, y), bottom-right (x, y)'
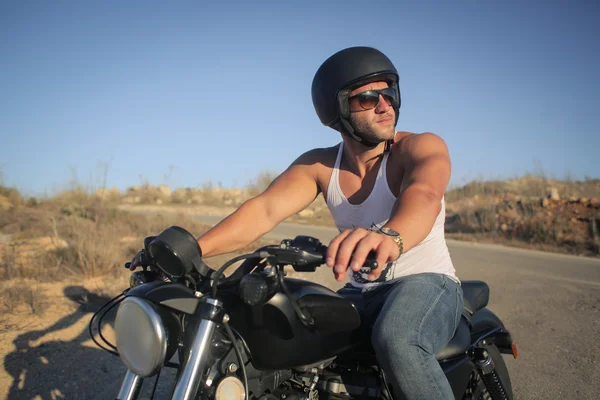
top-left (0, 277), bottom-right (131, 399)
top-left (0, 273), bottom-right (319, 399)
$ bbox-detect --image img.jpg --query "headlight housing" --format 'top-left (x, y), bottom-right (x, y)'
top-left (115, 296), bottom-right (181, 377)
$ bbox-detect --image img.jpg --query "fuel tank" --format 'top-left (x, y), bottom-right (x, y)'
top-left (228, 278), bottom-right (361, 370)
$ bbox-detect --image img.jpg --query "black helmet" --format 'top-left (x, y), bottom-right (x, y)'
top-left (311, 46), bottom-right (401, 146)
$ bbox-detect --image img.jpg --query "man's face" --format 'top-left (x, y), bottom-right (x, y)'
top-left (347, 81), bottom-right (396, 143)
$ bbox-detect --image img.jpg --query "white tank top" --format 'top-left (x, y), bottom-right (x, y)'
top-left (325, 143), bottom-right (458, 290)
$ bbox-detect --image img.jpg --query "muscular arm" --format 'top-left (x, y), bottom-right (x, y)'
top-left (197, 151), bottom-right (321, 257)
top-left (326, 132), bottom-right (451, 281)
top-left (384, 132), bottom-right (451, 252)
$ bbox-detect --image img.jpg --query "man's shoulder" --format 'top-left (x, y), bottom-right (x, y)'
top-left (293, 144), bottom-right (340, 168)
top-left (392, 131), bottom-right (448, 155)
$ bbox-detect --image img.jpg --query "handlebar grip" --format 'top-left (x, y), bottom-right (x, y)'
top-left (363, 251), bottom-right (379, 270)
top-left (124, 262), bottom-right (132, 269)
top-left (363, 259), bottom-right (379, 271)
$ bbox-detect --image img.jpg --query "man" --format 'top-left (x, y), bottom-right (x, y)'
top-left (136, 46), bottom-right (463, 399)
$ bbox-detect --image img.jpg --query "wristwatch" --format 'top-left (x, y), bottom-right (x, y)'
top-left (378, 226), bottom-right (404, 259)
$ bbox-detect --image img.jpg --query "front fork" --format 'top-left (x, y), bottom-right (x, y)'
top-left (116, 298), bottom-right (223, 400)
top-left (117, 370), bottom-right (143, 400)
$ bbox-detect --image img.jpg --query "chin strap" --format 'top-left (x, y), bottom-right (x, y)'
top-left (384, 139), bottom-right (392, 153)
top-left (341, 121), bottom-right (386, 148)
top-left (340, 117), bottom-right (395, 152)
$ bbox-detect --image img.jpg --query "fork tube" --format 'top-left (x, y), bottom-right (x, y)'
top-left (171, 299), bottom-right (223, 400)
top-left (117, 370), bottom-right (143, 400)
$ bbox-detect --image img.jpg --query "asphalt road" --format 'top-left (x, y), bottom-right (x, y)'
top-left (190, 214), bottom-right (600, 400)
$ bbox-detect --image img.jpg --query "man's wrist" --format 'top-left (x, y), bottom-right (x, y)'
top-left (392, 234), bottom-right (403, 259)
top-left (369, 224), bottom-right (404, 259)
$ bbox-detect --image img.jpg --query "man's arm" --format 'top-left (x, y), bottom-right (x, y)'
top-left (197, 151), bottom-right (321, 257)
top-left (384, 132), bottom-right (451, 249)
top-left (326, 133), bottom-right (451, 281)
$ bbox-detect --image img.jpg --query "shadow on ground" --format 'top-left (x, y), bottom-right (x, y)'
top-left (3, 286), bottom-right (129, 399)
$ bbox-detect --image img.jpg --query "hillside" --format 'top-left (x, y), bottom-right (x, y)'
top-left (444, 177), bottom-right (600, 256)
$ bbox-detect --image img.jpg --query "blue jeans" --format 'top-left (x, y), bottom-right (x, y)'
top-left (343, 273), bottom-right (463, 400)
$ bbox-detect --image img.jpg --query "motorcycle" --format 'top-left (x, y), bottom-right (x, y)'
top-left (90, 225), bottom-right (517, 399)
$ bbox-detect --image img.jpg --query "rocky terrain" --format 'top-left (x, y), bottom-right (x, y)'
top-left (445, 190), bottom-right (600, 257)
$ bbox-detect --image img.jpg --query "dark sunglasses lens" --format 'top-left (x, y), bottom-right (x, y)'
top-left (357, 92), bottom-right (380, 109)
top-left (381, 88), bottom-right (396, 106)
top-left (355, 88), bottom-right (397, 109)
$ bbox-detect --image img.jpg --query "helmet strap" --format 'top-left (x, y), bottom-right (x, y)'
top-left (340, 118), bottom-right (381, 148)
top-left (384, 138), bottom-right (393, 153)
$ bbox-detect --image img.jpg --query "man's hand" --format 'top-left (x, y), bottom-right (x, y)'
top-left (325, 228), bottom-right (400, 282)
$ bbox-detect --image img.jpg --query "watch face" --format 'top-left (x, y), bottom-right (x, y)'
top-left (379, 227), bottom-right (400, 237)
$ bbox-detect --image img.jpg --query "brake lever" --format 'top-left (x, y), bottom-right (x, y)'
top-left (267, 240), bottom-right (324, 272)
top-left (123, 261), bottom-right (153, 272)
top-left (124, 261), bottom-right (149, 270)
top-left (123, 235), bottom-right (158, 270)
top-left (124, 255), bottom-right (152, 270)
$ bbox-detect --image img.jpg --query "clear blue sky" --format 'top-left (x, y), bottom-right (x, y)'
top-left (1, 0), bottom-right (599, 196)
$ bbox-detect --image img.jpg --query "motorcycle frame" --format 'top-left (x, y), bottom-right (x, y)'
top-left (113, 277), bottom-right (514, 400)
top-left (115, 304), bottom-right (512, 400)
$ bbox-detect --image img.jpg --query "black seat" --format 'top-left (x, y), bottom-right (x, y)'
top-left (461, 281), bottom-right (489, 315)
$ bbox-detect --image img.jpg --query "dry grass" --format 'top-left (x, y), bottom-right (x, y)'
top-left (0, 186), bottom-right (277, 316)
top-left (247, 170), bottom-right (279, 197)
top-left (2, 195), bottom-right (200, 280)
top-left (1, 281), bottom-right (47, 315)
top-left (0, 186), bottom-right (25, 208)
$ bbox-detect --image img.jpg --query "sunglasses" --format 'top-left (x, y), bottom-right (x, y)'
top-left (348, 87), bottom-right (398, 110)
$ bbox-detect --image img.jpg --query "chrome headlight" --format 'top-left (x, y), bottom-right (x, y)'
top-left (115, 296), bottom-right (180, 377)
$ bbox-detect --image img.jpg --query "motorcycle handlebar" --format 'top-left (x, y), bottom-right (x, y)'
top-left (124, 234), bottom-right (378, 280)
top-left (267, 235), bottom-right (378, 272)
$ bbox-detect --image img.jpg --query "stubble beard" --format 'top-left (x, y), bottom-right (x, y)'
top-left (349, 113), bottom-right (395, 144)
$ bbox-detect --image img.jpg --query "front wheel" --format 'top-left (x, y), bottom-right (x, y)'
top-left (464, 344), bottom-right (513, 400)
